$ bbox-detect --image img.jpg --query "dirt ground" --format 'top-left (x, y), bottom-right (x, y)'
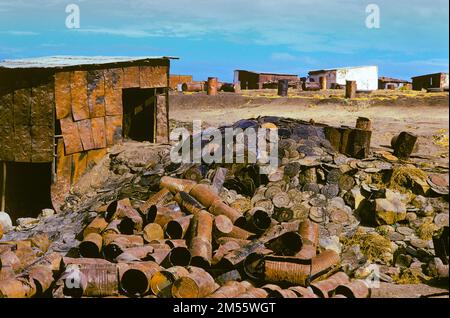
top-left (169, 89), bottom-right (450, 167)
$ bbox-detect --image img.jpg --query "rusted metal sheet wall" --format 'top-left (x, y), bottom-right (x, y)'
top-left (0, 70), bottom-right (55, 163)
top-left (57, 63), bottom-right (169, 156)
top-left (412, 73), bottom-right (448, 90)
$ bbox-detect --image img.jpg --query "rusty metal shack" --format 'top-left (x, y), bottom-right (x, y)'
top-left (378, 77), bottom-right (411, 90)
top-left (411, 72), bottom-right (449, 91)
top-left (233, 70), bottom-right (299, 90)
top-left (0, 56), bottom-right (176, 220)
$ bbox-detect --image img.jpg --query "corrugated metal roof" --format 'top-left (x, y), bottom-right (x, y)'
top-left (411, 72), bottom-right (448, 79)
top-left (379, 76), bottom-right (410, 83)
top-left (235, 70), bottom-right (298, 76)
top-left (0, 56), bottom-right (179, 69)
top-left (309, 66), bottom-right (378, 74)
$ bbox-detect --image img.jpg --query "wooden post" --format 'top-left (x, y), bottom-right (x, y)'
top-left (345, 81), bottom-right (357, 99)
top-left (1, 161), bottom-right (6, 211)
top-left (356, 117), bottom-right (372, 131)
top-left (392, 132), bottom-right (418, 160)
top-left (207, 77), bottom-right (218, 96)
top-left (319, 77), bottom-right (327, 90)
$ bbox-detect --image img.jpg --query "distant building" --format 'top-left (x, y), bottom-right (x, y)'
top-left (169, 74), bottom-right (193, 90)
top-left (234, 70), bottom-right (299, 89)
top-left (411, 72), bottom-right (449, 91)
top-left (378, 77), bottom-right (411, 90)
top-left (308, 66), bottom-right (378, 91)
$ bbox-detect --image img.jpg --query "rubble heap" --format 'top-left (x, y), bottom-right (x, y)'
top-left (0, 117), bottom-right (448, 298)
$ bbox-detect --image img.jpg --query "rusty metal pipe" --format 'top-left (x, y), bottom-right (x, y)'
top-left (165, 215), bottom-right (193, 239)
top-left (160, 176), bottom-right (196, 194)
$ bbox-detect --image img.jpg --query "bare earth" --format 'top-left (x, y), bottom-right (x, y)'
top-left (170, 89), bottom-right (450, 167)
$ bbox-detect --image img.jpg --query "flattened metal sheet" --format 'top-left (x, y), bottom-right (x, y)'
top-left (91, 117), bottom-right (107, 149)
top-left (54, 72), bottom-right (72, 119)
top-left (31, 82), bottom-right (54, 126)
top-left (60, 117), bottom-right (84, 155)
top-left (122, 66), bottom-right (140, 88)
top-left (51, 138), bottom-right (72, 211)
top-left (71, 151), bottom-right (88, 183)
top-left (156, 95), bottom-right (169, 143)
top-left (0, 90), bottom-right (13, 125)
top-left (140, 66), bottom-right (168, 88)
top-left (104, 68), bottom-right (123, 116)
top-left (87, 70), bottom-right (106, 118)
top-left (14, 88), bottom-right (31, 126)
top-left (31, 125), bottom-right (54, 163)
top-left (105, 115), bottom-right (123, 146)
top-left (14, 125), bottom-right (32, 162)
top-left (86, 148), bottom-right (108, 170)
top-left (0, 125), bottom-right (14, 161)
top-left (77, 119), bottom-right (95, 151)
top-left (71, 71), bottom-right (90, 121)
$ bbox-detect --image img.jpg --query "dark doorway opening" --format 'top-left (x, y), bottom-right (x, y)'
top-left (0, 162), bottom-right (53, 222)
top-left (122, 88), bottom-right (156, 142)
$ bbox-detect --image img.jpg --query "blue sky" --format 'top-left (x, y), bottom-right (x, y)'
top-left (0, 0), bottom-right (448, 82)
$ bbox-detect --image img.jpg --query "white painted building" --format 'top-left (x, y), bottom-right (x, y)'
top-left (308, 66), bottom-right (379, 91)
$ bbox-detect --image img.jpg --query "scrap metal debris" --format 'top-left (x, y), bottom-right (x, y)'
top-left (0, 117), bottom-right (448, 298)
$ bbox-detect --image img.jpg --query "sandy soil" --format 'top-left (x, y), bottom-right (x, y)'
top-left (169, 90), bottom-right (449, 167)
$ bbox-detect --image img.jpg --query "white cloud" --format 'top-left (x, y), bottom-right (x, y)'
top-left (0, 30), bottom-right (39, 36)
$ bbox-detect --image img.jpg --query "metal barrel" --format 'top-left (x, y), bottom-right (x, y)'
top-left (266, 231), bottom-right (303, 256)
top-left (207, 77), bottom-right (218, 96)
top-left (115, 245), bottom-right (155, 262)
top-left (237, 287), bottom-right (268, 298)
top-left (63, 262), bottom-right (119, 298)
top-left (102, 235), bottom-right (144, 261)
top-left (167, 246), bottom-right (191, 267)
top-left (277, 79), bottom-right (289, 97)
top-left (213, 215), bottom-right (234, 238)
top-left (79, 233), bottom-right (103, 258)
top-left (189, 184), bottom-right (221, 208)
top-left (310, 271), bottom-right (350, 298)
top-left (209, 199), bottom-right (245, 225)
top-left (118, 210), bottom-right (143, 235)
top-left (83, 216), bottom-right (108, 238)
top-left (174, 191), bottom-right (205, 216)
top-left (143, 223), bottom-right (164, 243)
top-left (152, 206), bottom-right (185, 229)
top-left (150, 266), bottom-right (190, 298)
top-left (139, 188), bottom-right (172, 214)
top-left (27, 265), bottom-right (54, 296)
top-left (148, 248), bottom-right (171, 265)
top-left (268, 288), bottom-right (298, 298)
top-left (216, 237), bottom-right (251, 247)
top-left (0, 251), bottom-right (21, 272)
top-left (165, 215), bottom-right (193, 239)
top-left (172, 266), bottom-right (218, 298)
top-left (182, 82), bottom-right (206, 92)
top-left (212, 241), bottom-right (241, 265)
top-left (310, 250), bottom-right (340, 279)
top-left (0, 278), bottom-right (35, 298)
top-left (298, 220), bottom-right (319, 247)
top-left (119, 261), bottom-right (161, 297)
top-left (264, 257), bottom-right (311, 286)
top-left (189, 210), bottom-right (214, 268)
top-left (288, 286), bottom-right (318, 298)
top-left (245, 207), bottom-right (272, 233)
top-left (295, 244), bottom-right (317, 260)
top-left (160, 176), bottom-right (197, 194)
top-left (335, 280), bottom-right (370, 298)
top-left (219, 241), bottom-right (265, 268)
top-left (103, 220), bottom-right (121, 235)
top-left (208, 281), bottom-right (251, 298)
